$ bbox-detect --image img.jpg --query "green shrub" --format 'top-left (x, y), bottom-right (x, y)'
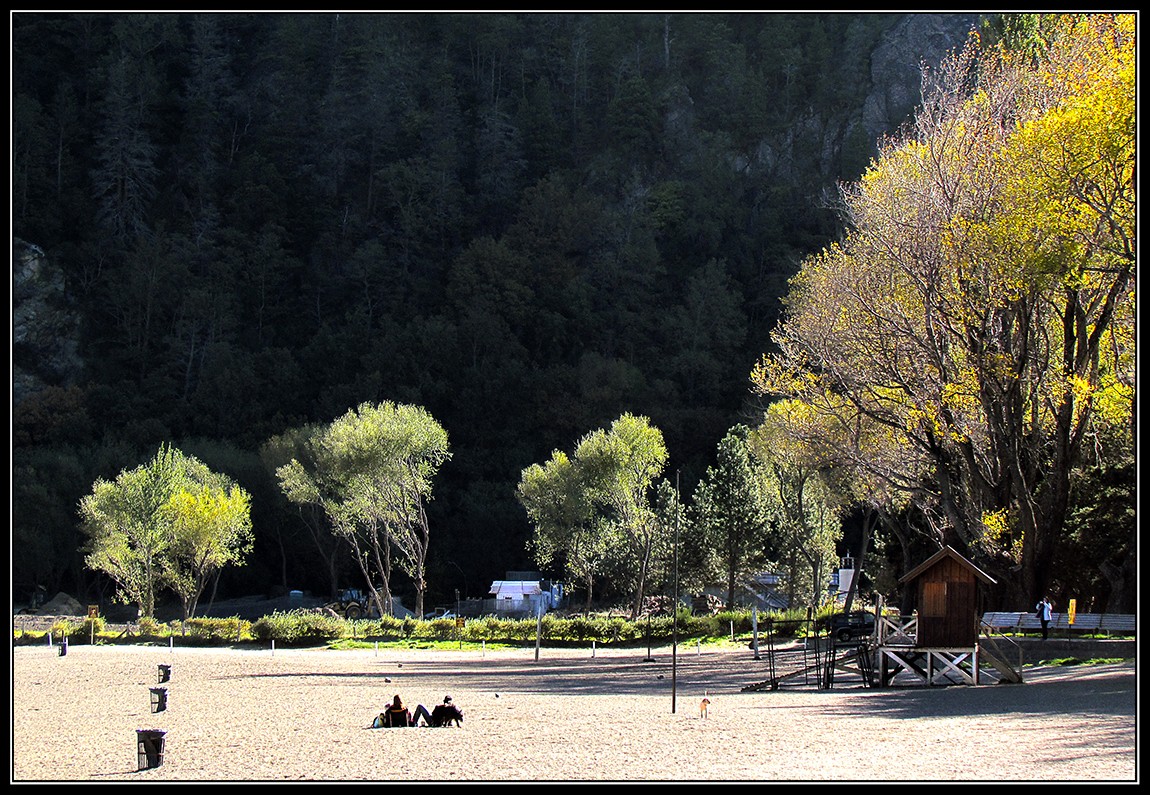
top-left (185, 616), bottom-right (249, 643)
top-left (375, 615), bottom-right (406, 640)
top-left (137, 616), bottom-right (165, 637)
top-left (560, 614), bottom-right (607, 642)
top-left (676, 610), bottom-right (715, 639)
top-left (70, 615), bottom-right (106, 642)
top-left (16, 603), bottom-right (888, 651)
top-left (688, 612), bottom-right (724, 638)
top-left (463, 615), bottom-right (505, 642)
top-left (12, 628), bottom-right (48, 646)
top-left (715, 610), bottom-right (752, 634)
top-left (50, 618), bottom-right (78, 640)
top-left (539, 614), bottom-right (561, 640)
top-left (605, 616), bottom-right (637, 643)
top-left (763, 608), bottom-right (813, 638)
top-left (251, 609), bottom-right (346, 644)
top-left (414, 617), bottom-right (458, 640)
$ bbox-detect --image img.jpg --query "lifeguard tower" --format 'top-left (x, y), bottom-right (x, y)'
top-left (876, 545), bottom-right (1023, 686)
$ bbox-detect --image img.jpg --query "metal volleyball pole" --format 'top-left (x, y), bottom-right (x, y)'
top-left (672, 470), bottom-right (680, 714)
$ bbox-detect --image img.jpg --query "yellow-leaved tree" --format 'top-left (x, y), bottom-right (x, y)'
top-left (752, 13), bottom-right (1135, 607)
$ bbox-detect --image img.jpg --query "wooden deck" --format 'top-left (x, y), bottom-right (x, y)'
top-left (738, 609), bottom-right (1120, 690)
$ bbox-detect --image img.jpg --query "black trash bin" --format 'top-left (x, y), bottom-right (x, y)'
top-left (157, 664), bottom-right (171, 683)
top-left (149, 687), bottom-right (167, 713)
top-left (136, 729), bottom-right (166, 770)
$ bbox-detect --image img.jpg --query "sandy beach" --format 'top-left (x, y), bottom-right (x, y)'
top-left (10, 642), bottom-right (1137, 783)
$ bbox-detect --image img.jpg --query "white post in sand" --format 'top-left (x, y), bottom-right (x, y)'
top-left (592, 640), bottom-right (596, 658)
top-left (752, 606), bottom-right (760, 660)
top-left (534, 607), bottom-right (542, 662)
top-left (271, 639), bottom-right (275, 657)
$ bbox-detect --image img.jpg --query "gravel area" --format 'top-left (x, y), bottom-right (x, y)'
top-left (10, 642), bottom-right (1137, 782)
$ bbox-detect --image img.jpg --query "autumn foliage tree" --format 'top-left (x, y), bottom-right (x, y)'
top-left (752, 14), bottom-right (1135, 608)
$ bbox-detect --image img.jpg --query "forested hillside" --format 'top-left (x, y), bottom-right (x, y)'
top-left (13, 12), bottom-right (989, 610)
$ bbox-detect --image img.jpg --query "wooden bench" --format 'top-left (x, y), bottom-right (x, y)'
top-left (981, 611), bottom-right (1135, 636)
top-left (1098, 614), bottom-right (1137, 634)
top-left (981, 611), bottom-right (1028, 631)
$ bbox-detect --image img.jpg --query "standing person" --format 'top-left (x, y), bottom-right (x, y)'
top-left (1036, 595), bottom-right (1053, 640)
top-left (430, 694), bottom-right (464, 727)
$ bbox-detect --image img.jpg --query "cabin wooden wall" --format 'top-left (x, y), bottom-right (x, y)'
top-left (914, 557), bottom-right (978, 647)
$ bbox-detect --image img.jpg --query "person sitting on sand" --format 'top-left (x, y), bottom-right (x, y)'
top-left (381, 694), bottom-right (434, 727)
top-left (430, 694), bottom-right (464, 727)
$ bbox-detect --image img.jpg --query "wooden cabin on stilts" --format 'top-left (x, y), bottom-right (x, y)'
top-left (744, 545), bottom-right (1024, 692)
top-left (876, 545), bottom-right (1023, 686)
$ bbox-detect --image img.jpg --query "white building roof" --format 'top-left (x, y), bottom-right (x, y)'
top-left (489, 580), bottom-right (542, 597)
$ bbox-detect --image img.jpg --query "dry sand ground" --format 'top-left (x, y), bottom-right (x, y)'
top-left (10, 642), bottom-right (1138, 783)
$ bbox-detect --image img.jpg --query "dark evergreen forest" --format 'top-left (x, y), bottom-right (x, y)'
top-left (11, 12), bottom-right (981, 611)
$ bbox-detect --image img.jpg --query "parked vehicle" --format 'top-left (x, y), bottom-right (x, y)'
top-left (824, 610), bottom-right (876, 643)
top-left (325, 588), bottom-right (380, 619)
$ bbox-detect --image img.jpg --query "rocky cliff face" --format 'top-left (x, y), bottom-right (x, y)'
top-left (861, 13), bottom-right (982, 145)
top-left (735, 13), bottom-right (981, 183)
top-left (12, 237), bottom-right (82, 406)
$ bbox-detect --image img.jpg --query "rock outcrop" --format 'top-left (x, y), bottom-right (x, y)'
top-left (12, 237), bottom-right (83, 407)
top-left (861, 13), bottom-right (982, 146)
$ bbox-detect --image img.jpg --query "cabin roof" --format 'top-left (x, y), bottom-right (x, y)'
top-left (898, 545), bottom-right (997, 586)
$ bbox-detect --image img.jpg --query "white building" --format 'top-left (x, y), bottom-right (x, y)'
top-left (488, 579), bottom-right (563, 614)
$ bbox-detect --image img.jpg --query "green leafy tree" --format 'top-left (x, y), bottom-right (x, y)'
top-left (276, 402), bottom-right (450, 617)
top-left (518, 413), bottom-right (669, 617)
top-left (78, 443), bottom-right (253, 618)
top-left (649, 478), bottom-right (689, 603)
top-left (691, 425), bottom-right (770, 609)
top-left (1056, 459), bottom-right (1136, 612)
top-left (575, 414), bottom-right (669, 619)
top-left (260, 426), bottom-right (346, 599)
top-left (162, 478), bottom-right (253, 620)
top-left (749, 403), bottom-right (844, 610)
top-left (275, 426), bottom-right (392, 609)
top-left (518, 450), bottom-right (611, 614)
